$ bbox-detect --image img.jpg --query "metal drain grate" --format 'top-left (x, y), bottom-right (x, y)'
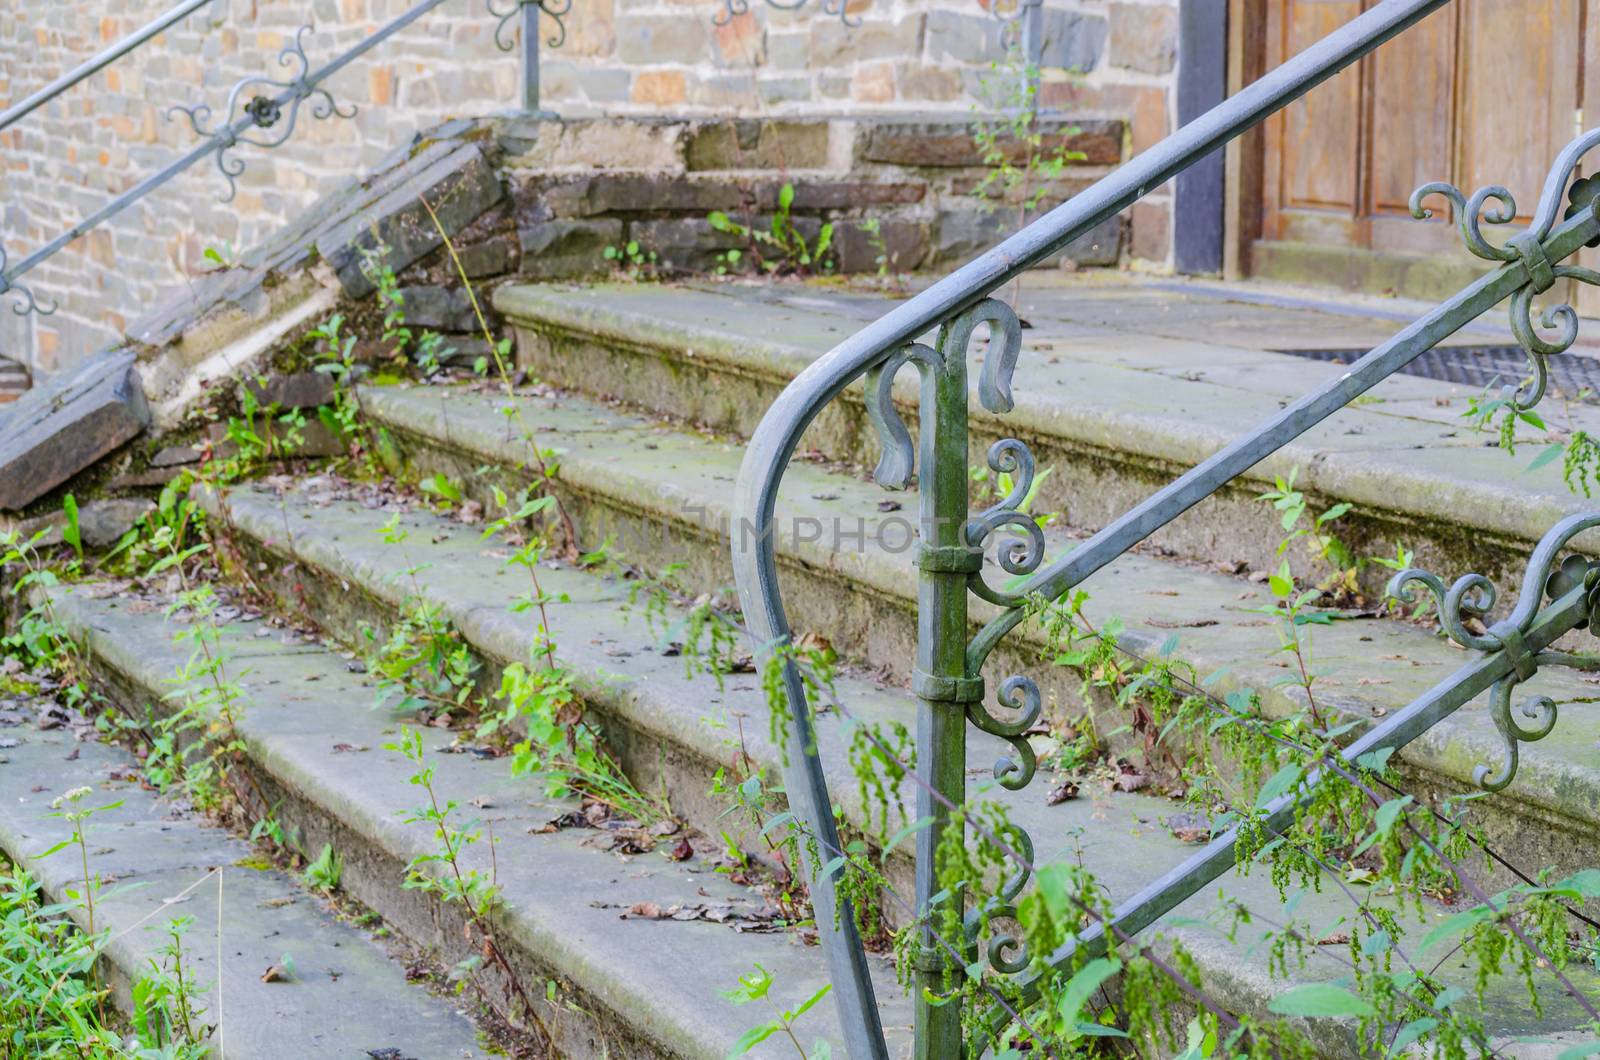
top-left (1273, 345), bottom-right (1600, 402)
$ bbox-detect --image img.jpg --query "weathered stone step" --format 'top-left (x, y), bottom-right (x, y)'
top-left (356, 383), bottom-right (1600, 889)
top-left (43, 587), bottom-right (908, 1058)
top-left (0, 704), bottom-right (488, 1058)
top-left (171, 477), bottom-right (1600, 1056)
top-left (491, 278), bottom-right (1600, 592)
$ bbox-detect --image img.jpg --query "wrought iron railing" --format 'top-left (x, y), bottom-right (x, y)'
top-left (0, 0), bottom-right (571, 321)
top-left (729, 0), bottom-right (1600, 1054)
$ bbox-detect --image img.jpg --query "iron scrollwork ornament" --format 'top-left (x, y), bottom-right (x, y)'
top-left (0, 244), bottom-right (55, 317)
top-left (1387, 512), bottom-right (1600, 792)
top-left (488, 0), bottom-right (573, 50)
top-left (167, 26), bottom-right (357, 203)
top-left (713, 0), bottom-right (859, 29)
top-left (1411, 129), bottom-right (1600, 415)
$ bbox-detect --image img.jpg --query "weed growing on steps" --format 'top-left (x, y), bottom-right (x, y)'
top-left (387, 727), bottom-right (554, 1049)
top-left (1466, 377), bottom-right (1600, 499)
top-left (302, 843), bottom-right (343, 894)
top-left (971, 32), bottom-right (1087, 310)
top-left (720, 963), bottom-right (834, 1059)
top-left (1, 796), bottom-right (213, 1058)
top-left (601, 237), bottom-right (661, 280)
top-left (40, 786), bottom-right (123, 1027)
top-left (688, 495), bottom-right (1600, 1053)
top-left (1, 523), bottom-right (92, 713)
top-left (709, 182), bottom-right (836, 276)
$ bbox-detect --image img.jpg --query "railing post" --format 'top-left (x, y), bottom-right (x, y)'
top-left (911, 329), bottom-right (975, 1058)
top-left (519, 0), bottom-right (541, 113)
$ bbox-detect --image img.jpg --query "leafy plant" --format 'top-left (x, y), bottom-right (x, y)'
top-left (303, 843), bottom-right (343, 893)
top-left (602, 239), bottom-right (659, 281)
top-left (708, 183), bottom-right (834, 276)
top-left (721, 963), bottom-right (834, 1059)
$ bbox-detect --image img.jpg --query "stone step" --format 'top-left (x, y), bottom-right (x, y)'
top-left (42, 587), bottom-right (910, 1058)
top-left (490, 277), bottom-right (1600, 594)
top-left (354, 382), bottom-right (1600, 892)
top-left (96, 484), bottom-right (1598, 1055)
top-left (0, 702), bottom-right (489, 1058)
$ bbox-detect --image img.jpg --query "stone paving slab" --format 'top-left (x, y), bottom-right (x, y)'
top-left (0, 706), bottom-right (488, 1058)
top-left (179, 477), bottom-right (1600, 1056)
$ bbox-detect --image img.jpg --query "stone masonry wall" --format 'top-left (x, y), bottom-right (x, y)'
top-left (0, 0), bottom-right (1180, 377)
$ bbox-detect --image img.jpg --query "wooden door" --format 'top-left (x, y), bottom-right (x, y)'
top-left (1255, 0), bottom-right (1584, 269)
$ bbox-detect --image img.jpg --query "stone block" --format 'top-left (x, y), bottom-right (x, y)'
top-left (927, 9), bottom-right (1106, 71)
top-left (0, 348), bottom-right (150, 511)
top-left (616, 16), bottom-right (707, 64)
top-left (316, 143), bottom-right (506, 300)
top-left (685, 120), bottom-right (831, 171)
top-left (395, 286), bottom-right (481, 333)
top-left (832, 219), bottom-right (930, 273)
top-left (860, 118), bottom-right (1122, 168)
top-left (930, 209), bottom-right (1121, 267)
top-left (243, 371), bottom-right (336, 410)
top-left (631, 218), bottom-right (749, 272)
top-left (1109, 2), bottom-right (1177, 74)
top-left (456, 236), bottom-right (519, 280)
top-left (21, 497), bottom-right (155, 550)
top-left (810, 16), bottom-right (923, 66)
top-left (519, 219), bottom-right (624, 279)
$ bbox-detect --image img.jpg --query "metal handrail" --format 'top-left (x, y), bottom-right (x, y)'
top-left (724, 0), bottom-right (1600, 1054)
top-left (0, 0), bottom-right (456, 317)
top-left (0, 0), bottom-right (220, 134)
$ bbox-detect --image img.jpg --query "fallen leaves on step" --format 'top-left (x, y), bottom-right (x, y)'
top-left (1145, 618), bottom-right (1218, 629)
top-left (1111, 760), bottom-right (1150, 793)
top-left (602, 899), bottom-right (787, 933)
top-left (366, 1049), bottom-right (420, 1060)
top-left (669, 837), bottom-right (695, 861)
top-left (1163, 813), bottom-right (1213, 844)
top-left (1045, 781), bottom-right (1079, 805)
top-left (260, 963), bottom-right (293, 984)
top-left (331, 743), bottom-right (369, 754)
top-left (1316, 931), bottom-right (1351, 946)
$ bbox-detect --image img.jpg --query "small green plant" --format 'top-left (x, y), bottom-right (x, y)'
top-left (722, 963), bottom-right (834, 1059)
top-left (602, 239), bottom-right (659, 280)
top-left (388, 728), bottom-right (553, 1047)
top-left (708, 183), bottom-right (834, 276)
top-left (1257, 467), bottom-right (1356, 579)
top-left (972, 32), bottom-right (1086, 306)
top-left (302, 843), bottom-right (343, 893)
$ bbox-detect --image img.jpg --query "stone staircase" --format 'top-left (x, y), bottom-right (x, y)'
top-left (16, 272), bottom-right (1600, 1055)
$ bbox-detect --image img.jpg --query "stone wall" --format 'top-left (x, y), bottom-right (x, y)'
top-left (0, 0), bottom-right (1181, 377)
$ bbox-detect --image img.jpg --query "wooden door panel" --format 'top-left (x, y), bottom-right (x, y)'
top-left (1253, 0), bottom-right (1586, 275)
top-left (1280, 0), bottom-right (1363, 211)
top-left (1456, 0), bottom-right (1579, 224)
top-left (1367, 8), bottom-right (1455, 217)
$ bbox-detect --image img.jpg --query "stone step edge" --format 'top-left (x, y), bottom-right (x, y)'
top-left (491, 281), bottom-right (1583, 556)
top-left (42, 587), bottom-right (882, 1060)
top-left (352, 384), bottom-right (1600, 844)
top-left (0, 712), bottom-right (490, 1058)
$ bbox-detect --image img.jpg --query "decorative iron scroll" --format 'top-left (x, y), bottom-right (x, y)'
top-left (0, 244), bottom-right (55, 317)
top-left (713, 0), bottom-right (859, 28)
top-left (1387, 514), bottom-right (1600, 792)
top-left (488, 0), bottom-right (572, 50)
top-left (167, 26), bottom-right (356, 203)
top-left (1411, 129), bottom-right (1600, 413)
